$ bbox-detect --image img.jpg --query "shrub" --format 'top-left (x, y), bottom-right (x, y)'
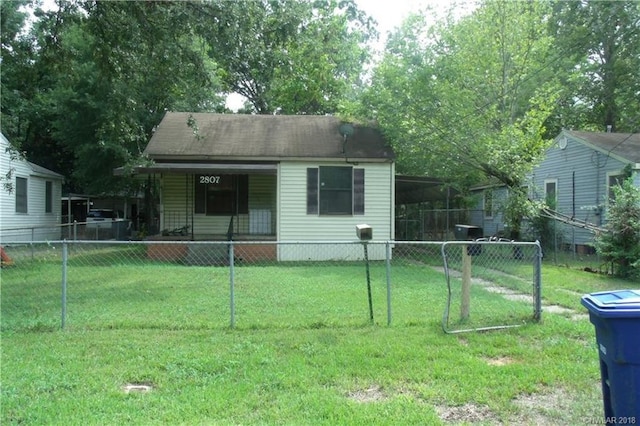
top-left (594, 177), bottom-right (640, 279)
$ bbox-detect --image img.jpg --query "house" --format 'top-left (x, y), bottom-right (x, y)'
top-left (120, 113), bottom-right (395, 260)
top-left (0, 133), bottom-right (64, 242)
top-left (469, 183), bottom-right (509, 238)
top-left (529, 130), bottom-right (640, 252)
top-left (471, 130), bottom-right (640, 250)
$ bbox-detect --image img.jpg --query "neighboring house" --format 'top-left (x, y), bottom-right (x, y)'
top-left (0, 133), bottom-right (64, 242)
top-left (121, 113), bottom-right (395, 260)
top-left (470, 130), bottom-right (640, 250)
top-left (469, 183), bottom-right (509, 238)
top-left (530, 130), bottom-right (640, 251)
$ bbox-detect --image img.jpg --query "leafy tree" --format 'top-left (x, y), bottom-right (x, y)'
top-left (2, 0), bottom-right (226, 194)
top-left (362, 1), bottom-right (559, 237)
top-left (204, 0), bottom-right (376, 114)
top-left (595, 177), bottom-right (640, 279)
top-left (1, 0), bottom-right (37, 145)
top-left (548, 0), bottom-right (640, 133)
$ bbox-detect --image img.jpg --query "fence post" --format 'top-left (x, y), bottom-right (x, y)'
top-left (385, 242), bottom-right (392, 326)
top-left (534, 241), bottom-right (542, 322)
top-left (229, 241), bottom-right (235, 329)
top-left (461, 245), bottom-right (471, 320)
top-left (61, 240), bottom-right (68, 330)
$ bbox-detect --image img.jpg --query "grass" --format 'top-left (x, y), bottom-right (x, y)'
top-left (1, 243), bottom-right (638, 425)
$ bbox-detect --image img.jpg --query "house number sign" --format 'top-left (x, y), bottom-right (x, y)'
top-left (200, 176), bottom-right (221, 184)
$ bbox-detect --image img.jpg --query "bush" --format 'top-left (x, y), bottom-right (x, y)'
top-left (594, 177), bottom-right (640, 279)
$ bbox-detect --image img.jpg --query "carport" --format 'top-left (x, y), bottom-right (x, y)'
top-left (395, 175), bottom-right (464, 240)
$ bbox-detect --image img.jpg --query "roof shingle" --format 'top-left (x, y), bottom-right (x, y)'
top-left (145, 112), bottom-right (394, 161)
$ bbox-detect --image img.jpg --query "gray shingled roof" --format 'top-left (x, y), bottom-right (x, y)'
top-left (567, 130), bottom-right (640, 163)
top-left (28, 162), bottom-right (64, 179)
top-left (144, 112), bottom-right (394, 161)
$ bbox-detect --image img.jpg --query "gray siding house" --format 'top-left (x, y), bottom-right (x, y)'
top-left (469, 130), bottom-right (639, 250)
top-left (123, 112), bottom-right (395, 260)
top-left (529, 130), bottom-right (640, 251)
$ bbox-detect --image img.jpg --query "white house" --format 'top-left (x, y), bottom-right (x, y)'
top-left (118, 112), bottom-right (396, 261)
top-left (0, 133), bottom-right (64, 242)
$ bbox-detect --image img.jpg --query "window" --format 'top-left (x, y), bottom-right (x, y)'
top-left (607, 173), bottom-right (625, 201)
top-left (15, 177), bottom-right (27, 213)
top-left (45, 181), bottom-right (53, 213)
top-left (307, 166), bottom-right (365, 215)
top-left (483, 190), bottom-right (493, 219)
top-left (194, 174), bottom-right (248, 215)
top-left (544, 179), bottom-right (557, 207)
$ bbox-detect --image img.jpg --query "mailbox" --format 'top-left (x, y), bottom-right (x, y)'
top-left (454, 224), bottom-right (483, 256)
top-left (356, 224), bottom-right (372, 241)
top-left (454, 224), bottom-right (483, 240)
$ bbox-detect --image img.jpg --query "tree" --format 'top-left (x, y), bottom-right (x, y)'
top-left (204, 0), bottom-right (376, 114)
top-left (548, 0), bottom-right (640, 133)
top-left (595, 177), bottom-right (640, 279)
top-left (362, 1), bottom-right (559, 236)
top-left (2, 0), bottom-right (226, 195)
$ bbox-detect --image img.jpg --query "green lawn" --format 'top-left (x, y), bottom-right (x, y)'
top-left (1, 245), bottom-right (637, 425)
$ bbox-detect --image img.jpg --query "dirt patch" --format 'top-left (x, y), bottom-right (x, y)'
top-left (485, 356), bottom-right (516, 366)
top-left (436, 402), bottom-right (495, 424)
top-left (347, 385), bottom-right (387, 403)
top-left (544, 305), bottom-right (575, 315)
top-left (483, 286), bottom-right (518, 295)
top-left (510, 382), bottom-right (603, 424)
top-left (123, 383), bottom-right (153, 394)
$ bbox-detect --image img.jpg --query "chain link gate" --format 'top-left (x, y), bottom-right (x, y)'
top-left (441, 240), bottom-right (542, 333)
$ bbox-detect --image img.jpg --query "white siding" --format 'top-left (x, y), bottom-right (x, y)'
top-left (278, 161), bottom-right (394, 260)
top-left (0, 134), bottom-right (63, 242)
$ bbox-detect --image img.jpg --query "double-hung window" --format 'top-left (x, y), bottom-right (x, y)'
top-left (607, 173), bottom-right (626, 202)
top-left (544, 179), bottom-right (557, 208)
top-left (15, 177), bottom-right (27, 213)
top-left (45, 181), bottom-right (53, 213)
top-left (483, 189), bottom-right (493, 219)
top-left (307, 166), bottom-right (364, 215)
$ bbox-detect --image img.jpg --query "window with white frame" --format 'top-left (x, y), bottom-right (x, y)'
top-left (607, 172), bottom-right (626, 202)
top-left (544, 179), bottom-right (557, 208)
top-left (483, 189), bottom-right (493, 219)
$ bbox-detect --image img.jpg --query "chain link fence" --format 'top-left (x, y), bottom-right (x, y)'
top-left (1, 239), bottom-right (541, 333)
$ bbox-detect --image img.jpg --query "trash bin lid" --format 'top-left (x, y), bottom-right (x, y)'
top-left (581, 290), bottom-right (640, 318)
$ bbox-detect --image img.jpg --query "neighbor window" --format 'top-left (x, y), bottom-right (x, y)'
top-left (307, 166), bottom-right (364, 215)
top-left (15, 177), bottom-right (27, 213)
top-left (544, 179), bottom-right (557, 207)
top-left (607, 173), bottom-right (626, 201)
top-left (45, 181), bottom-right (53, 213)
top-left (194, 174), bottom-right (248, 215)
top-left (483, 189), bottom-right (493, 219)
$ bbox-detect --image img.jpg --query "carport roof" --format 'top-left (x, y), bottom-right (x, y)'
top-left (395, 175), bottom-right (457, 205)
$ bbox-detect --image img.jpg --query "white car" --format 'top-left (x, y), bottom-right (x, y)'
top-left (86, 209), bottom-right (123, 229)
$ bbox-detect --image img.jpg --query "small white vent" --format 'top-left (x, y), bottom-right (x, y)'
top-left (558, 137), bottom-right (567, 150)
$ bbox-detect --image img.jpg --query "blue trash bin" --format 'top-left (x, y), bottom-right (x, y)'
top-left (581, 290), bottom-right (640, 421)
